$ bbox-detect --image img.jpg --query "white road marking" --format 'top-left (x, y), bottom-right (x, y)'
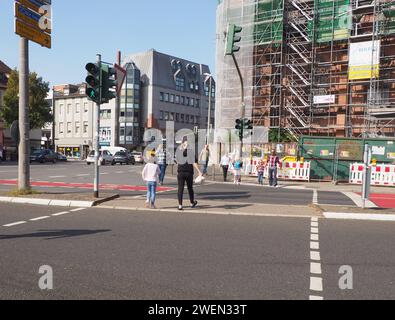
top-left (100, 173), bottom-right (109, 175)
top-left (310, 277), bottom-right (323, 292)
top-left (311, 227), bottom-right (319, 234)
top-left (324, 212), bottom-right (395, 222)
top-left (310, 251), bottom-right (321, 261)
top-left (310, 241), bottom-right (320, 250)
top-left (3, 221), bottom-right (27, 227)
top-left (313, 189), bottom-right (318, 205)
top-left (76, 174), bottom-right (89, 177)
top-left (311, 221), bottom-right (319, 227)
top-left (311, 234), bottom-right (319, 241)
top-left (30, 216), bottom-right (50, 221)
top-left (309, 295), bottom-right (324, 300)
top-left (311, 217), bottom-right (318, 222)
top-left (52, 211), bottom-right (69, 216)
top-left (310, 262), bottom-right (322, 275)
top-left (49, 176), bottom-right (66, 178)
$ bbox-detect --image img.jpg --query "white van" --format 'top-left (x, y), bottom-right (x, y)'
top-left (101, 146), bottom-right (127, 156)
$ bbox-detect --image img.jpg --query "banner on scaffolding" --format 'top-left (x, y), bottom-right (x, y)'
top-left (349, 40), bottom-right (381, 80)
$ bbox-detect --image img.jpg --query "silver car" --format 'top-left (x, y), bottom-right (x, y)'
top-left (86, 150), bottom-right (115, 166)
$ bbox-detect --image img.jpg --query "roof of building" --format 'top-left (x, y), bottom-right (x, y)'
top-left (0, 60), bottom-right (12, 74)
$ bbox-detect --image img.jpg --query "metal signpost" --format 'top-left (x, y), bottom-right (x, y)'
top-left (14, 0), bottom-right (52, 191)
top-left (362, 144), bottom-right (372, 209)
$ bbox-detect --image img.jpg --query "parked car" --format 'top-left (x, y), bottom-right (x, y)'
top-left (131, 151), bottom-right (144, 164)
top-left (113, 151), bottom-right (135, 165)
top-left (30, 149), bottom-right (57, 164)
top-left (86, 150), bottom-right (115, 166)
top-left (56, 152), bottom-right (68, 162)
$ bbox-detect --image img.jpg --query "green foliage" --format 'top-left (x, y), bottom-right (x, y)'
top-left (0, 69), bottom-right (52, 129)
top-left (269, 128), bottom-right (297, 143)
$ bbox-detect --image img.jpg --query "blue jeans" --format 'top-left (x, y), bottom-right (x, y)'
top-left (268, 167), bottom-right (278, 186)
top-left (201, 161), bottom-right (209, 175)
top-left (158, 164), bottom-right (167, 184)
top-left (258, 172), bottom-right (264, 185)
top-left (146, 181), bottom-right (157, 205)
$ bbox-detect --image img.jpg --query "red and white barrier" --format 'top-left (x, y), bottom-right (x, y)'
top-left (243, 158), bottom-right (311, 182)
top-left (350, 163), bottom-right (395, 186)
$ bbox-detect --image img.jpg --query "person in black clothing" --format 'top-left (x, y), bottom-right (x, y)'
top-left (176, 140), bottom-right (202, 211)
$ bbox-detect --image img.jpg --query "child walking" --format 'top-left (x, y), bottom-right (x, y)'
top-left (233, 158), bottom-right (243, 185)
top-left (256, 159), bottom-right (266, 185)
top-left (142, 152), bottom-right (160, 209)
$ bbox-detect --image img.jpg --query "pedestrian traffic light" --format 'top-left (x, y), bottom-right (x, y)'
top-left (101, 65), bottom-right (117, 103)
top-left (244, 119), bottom-right (253, 130)
top-left (225, 24), bottom-right (242, 56)
top-left (85, 62), bottom-right (101, 104)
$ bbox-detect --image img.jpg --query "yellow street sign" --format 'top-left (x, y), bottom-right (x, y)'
top-left (15, 2), bottom-right (51, 34)
top-left (15, 18), bottom-right (51, 48)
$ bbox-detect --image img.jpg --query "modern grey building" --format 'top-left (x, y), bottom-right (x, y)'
top-left (53, 49), bottom-right (215, 159)
top-left (122, 49), bottom-right (215, 143)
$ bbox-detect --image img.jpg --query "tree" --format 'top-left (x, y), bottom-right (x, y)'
top-left (0, 69), bottom-right (52, 129)
top-left (269, 128), bottom-right (297, 143)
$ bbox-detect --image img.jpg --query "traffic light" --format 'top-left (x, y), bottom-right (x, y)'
top-left (225, 24), bottom-right (242, 56)
top-left (235, 118), bottom-right (243, 140)
top-left (85, 62), bottom-right (101, 104)
top-left (244, 119), bottom-right (253, 131)
top-left (101, 65), bottom-right (117, 103)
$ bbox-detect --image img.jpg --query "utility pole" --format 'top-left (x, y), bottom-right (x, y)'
top-left (18, 37), bottom-right (30, 191)
top-left (94, 54), bottom-right (102, 198)
top-left (114, 50), bottom-right (121, 147)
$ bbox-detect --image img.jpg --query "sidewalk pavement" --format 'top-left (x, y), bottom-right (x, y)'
top-left (99, 196), bottom-right (322, 218)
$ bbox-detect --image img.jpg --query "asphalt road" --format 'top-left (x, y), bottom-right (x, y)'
top-left (0, 162), bottom-right (355, 207)
top-left (0, 202), bottom-right (394, 300)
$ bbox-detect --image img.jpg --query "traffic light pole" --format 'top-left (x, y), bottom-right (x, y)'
top-left (94, 54), bottom-right (102, 199)
top-left (232, 53), bottom-right (245, 159)
top-left (18, 37), bottom-right (30, 191)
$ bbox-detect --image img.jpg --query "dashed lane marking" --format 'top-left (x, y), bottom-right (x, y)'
top-left (309, 217), bottom-right (323, 300)
top-left (3, 221), bottom-right (27, 227)
top-left (70, 208), bottom-right (87, 212)
top-left (29, 216), bottom-right (50, 221)
top-left (51, 211), bottom-right (69, 216)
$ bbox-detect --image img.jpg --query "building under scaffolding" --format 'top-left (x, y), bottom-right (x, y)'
top-left (216, 0), bottom-right (395, 139)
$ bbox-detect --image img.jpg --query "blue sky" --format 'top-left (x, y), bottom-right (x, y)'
top-left (0, 0), bottom-right (217, 86)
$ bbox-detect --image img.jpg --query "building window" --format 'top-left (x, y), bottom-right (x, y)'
top-left (59, 104), bottom-right (64, 115)
top-left (195, 99), bottom-right (200, 108)
top-left (67, 104), bottom-right (71, 114)
top-left (84, 102), bottom-right (89, 113)
top-left (170, 94), bottom-right (175, 103)
top-left (186, 97), bottom-right (190, 106)
top-left (190, 115), bottom-right (194, 124)
top-left (164, 93), bottom-right (169, 102)
top-left (181, 114), bottom-right (184, 123)
top-left (160, 111), bottom-right (164, 120)
top-left (176, 76), bottom-right (185, 92)
top-left (75, 122), bottom-right (80, 134)
top-left (181, 96), bottom-right (185, 105)
top-left (76, 103), bottom-right (80, 113)
top-left (170, 112), bottom-right (174, 121)
top-left (67, 122), bottom-right (72, 134)
top-left (175, 95), bottom-right (180, 104)
top-left (186, 115), bottom-right (189, 123)
top-left (176, 113), bottom-right (179, 122)
top-left (164, 112), bottom-right (169, 121)
top-left (196, 116), bottom-right (200, 124)
top-left (160, 92), bottom-right (164, 101)
top-left (59, 122), bottom-right (64, 134)
top-left (190, 98), bottom-right (194, 107)
top-left (83, 122), bottom-right (88, 133)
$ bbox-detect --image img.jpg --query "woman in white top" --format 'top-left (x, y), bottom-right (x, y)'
top-left (220, 153), bottom-right (231, 182)
top-left (141, 152), bottom-right (160, 209)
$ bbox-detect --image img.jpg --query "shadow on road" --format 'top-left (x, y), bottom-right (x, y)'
top-left (0, 229), bottom-right (111, 240)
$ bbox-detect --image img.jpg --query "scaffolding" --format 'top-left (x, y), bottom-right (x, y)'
top-left (216, 0), bottom-right (395, 139)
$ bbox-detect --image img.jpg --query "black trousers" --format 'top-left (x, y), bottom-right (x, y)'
top-left (222, 165), bottom-right (229, 181)
top-left (177, 172), bottom-right (194, 206)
